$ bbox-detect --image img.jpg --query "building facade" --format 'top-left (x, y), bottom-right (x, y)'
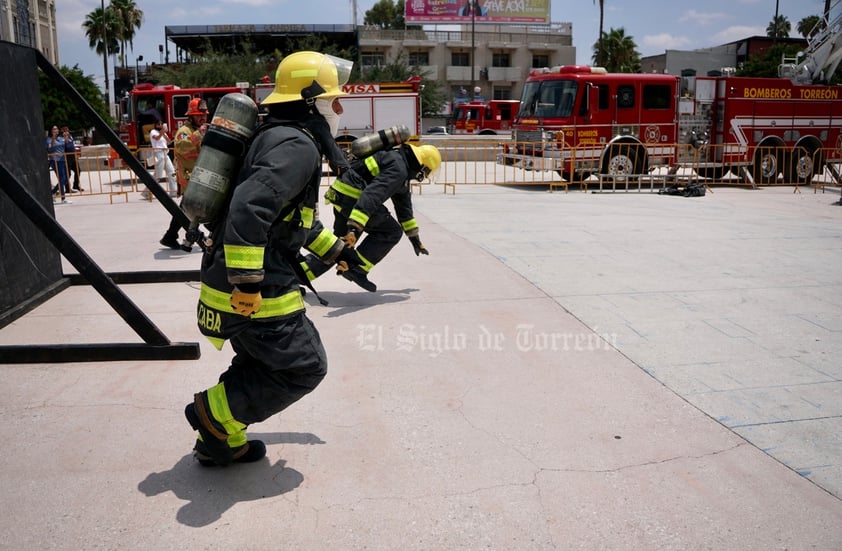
top-left (0, 0), bottom-right (59, 64)
top-left (357, 23), bottom-right (575, 111)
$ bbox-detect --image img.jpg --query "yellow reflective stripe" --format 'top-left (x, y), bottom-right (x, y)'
top-left (301, 206), bottom-right (314, 229)
top-left (252, 289), bottom-right (305, 319)
top-left (206, 382), bottom-right (247, 437)
top-left (349, 209), bottom-right (369, 227)
top-left (204, 336), bottom-right (226, 351)
top-left (309, 227), bottom-right (337, 256)
top-left (401, 218), bottom-right (418, 232)
top-left (200, 284), bottom-right (232, 311)
top-left (364, 156), bottom-right (380, 176)
top-left (300, 261), bottom-right (316, 282)
top-left (331, 179), bottom-right (362, 199)
top-left (201, 284), bottom-right (304, 318)
top-left (357, 250), bottom-right (374, 272)
top-left (224, 244), bottom-right (264, 270)
top-left (291, 69), bottom-right (319, 79)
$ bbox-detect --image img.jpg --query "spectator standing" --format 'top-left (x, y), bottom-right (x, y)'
top-left (46, 125), bottom-right (70, 204)
top-left (62, 126), bottom-right (83, 192)
top-left (149, 119), bottom-right (176, 195)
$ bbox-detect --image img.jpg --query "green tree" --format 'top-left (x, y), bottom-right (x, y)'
top-left (82, 6), bottom-right (121, 104)
top-left (766, 14), bottom-right (791, 39)
top-left (358, 52), bottom-right (446, 117)
top-left (592, 0), bottom-right (606, 66)
top-left (39, 65), bottom-right (113, 132)
top-left (797, 15), bottom-right (823, 38)
top-left (110, 0), bottom-right (144, 68)
top-left (364, 0), bottom-right (420, 30)
top-left (593, 27), bottom-right (640, 73)
top-left (151, 46), bottom-right (273, 88)
top-left (737, 43), bottom-right (801, 77)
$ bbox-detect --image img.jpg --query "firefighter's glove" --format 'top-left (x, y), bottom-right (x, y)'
top-left (336, 246), bottom-right (362, 270)
top-left (230, 284), bottom-right (262, 317)
top-left (342, 221), bottom-right (364, 248)
top-left (408, 235), bottom-right (429, 256)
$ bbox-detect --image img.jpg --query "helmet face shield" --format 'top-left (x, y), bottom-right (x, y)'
top-left (324, 54), bottom-right (353, 90)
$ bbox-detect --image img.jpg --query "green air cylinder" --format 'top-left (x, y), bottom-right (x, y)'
top-left (181, 92), bottom-right (258, 227)
top-left (349, 124), bottom-right (411, 159)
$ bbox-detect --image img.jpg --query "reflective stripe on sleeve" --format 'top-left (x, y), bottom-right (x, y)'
top-left (364, 156), bottom-right (380, 176)
top-left (309, 227), bottom-right (338, 257)
top-left (331, 179), bottom-right (362, 199)
top-left (224, 244), bottom-right (264, 270)
top-left (349, 208), bottom-right (369, 227)
top-left (401, 218), bottom-right (418, 232)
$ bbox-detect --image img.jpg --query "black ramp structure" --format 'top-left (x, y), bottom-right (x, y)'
top-left (0, 41), bottom-right (200, 363)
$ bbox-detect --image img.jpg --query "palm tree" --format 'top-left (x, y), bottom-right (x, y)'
top-left (592, 0), bottom-right (605, 66)
top-left (797, 15), bottom-right (824, 39)
top-left (82, 6), bottom-right (120, 104)
top-left (110, 0), bottom-right (144, 68)
top-left (594, 27), bottom-right (640, 73)
top-left (766, 15), bottom-right (791, 40)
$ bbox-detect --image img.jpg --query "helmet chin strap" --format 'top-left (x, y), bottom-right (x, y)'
top-left (301, 80), bottom-right (326, 104)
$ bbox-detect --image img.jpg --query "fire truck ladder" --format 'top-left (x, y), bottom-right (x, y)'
top-left (781, 0), bottom-right (842, 84)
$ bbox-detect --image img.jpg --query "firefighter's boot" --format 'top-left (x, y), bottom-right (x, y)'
top-left (160, 231), bottom-right (180, 250)
top-left (340, 265), bottom-right (377, 292)
top-left (184, 385), bottom-right (247, 466)
top-left (193, 438), bottom-right (266, 467)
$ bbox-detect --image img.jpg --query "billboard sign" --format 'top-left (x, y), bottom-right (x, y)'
top-left (405, 0), bottom-right (551, 25)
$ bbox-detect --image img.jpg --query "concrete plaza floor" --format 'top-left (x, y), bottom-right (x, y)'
top-left (1, 182), bottom-right (841, 549)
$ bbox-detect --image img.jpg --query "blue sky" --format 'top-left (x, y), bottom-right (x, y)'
top-left (56, 0), bottom-right (827, 91)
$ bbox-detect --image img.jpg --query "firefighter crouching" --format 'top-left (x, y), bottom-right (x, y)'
top-left (301, 143), bottom-right (442, 292)
top-left (185, 51), bottom-right (354, 467)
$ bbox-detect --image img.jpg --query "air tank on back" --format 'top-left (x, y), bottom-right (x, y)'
top-left (349, 124), bottom-right (411, 159)
top-left (181, 92), bottom-right (258, 232)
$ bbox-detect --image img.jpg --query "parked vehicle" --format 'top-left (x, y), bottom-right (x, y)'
top-left (449, 99), bottom-right (519, 135)
top-left (500, 9), bottom-right (842, 185)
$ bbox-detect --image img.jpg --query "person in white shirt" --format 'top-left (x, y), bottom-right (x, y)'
top-left (149, 119), bottom-right (176, 195)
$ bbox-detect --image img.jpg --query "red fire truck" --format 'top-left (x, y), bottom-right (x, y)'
top-left (501, 12), bottom-right (842, 186)
top-left (118, 83), bottom-right (242, 155)
top-left (449, 99), bottom-right (520, 135)
top-left (253, 78), bottom-right (421, 143)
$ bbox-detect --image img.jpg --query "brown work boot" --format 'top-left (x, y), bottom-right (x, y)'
top-left (184, 397), bottom-right (234, 466)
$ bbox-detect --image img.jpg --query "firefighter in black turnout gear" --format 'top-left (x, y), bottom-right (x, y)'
top-left (184, 51), bottom-right (354, 467)
top-left (301, 143), bottom-right (442, 292)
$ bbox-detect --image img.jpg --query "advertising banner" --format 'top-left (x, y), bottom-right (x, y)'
top-left (405, 0), bottom-right (551, 25)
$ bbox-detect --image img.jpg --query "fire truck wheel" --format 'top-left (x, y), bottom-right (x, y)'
top-left (787, 146), bottom-right (822, 184)
top-left (752, 146), bottom-right (781, 184)
top-left (604, 144), bottom-right (641, 181)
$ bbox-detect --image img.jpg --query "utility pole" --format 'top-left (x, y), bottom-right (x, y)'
top-left (470, 2), bottom-right (476, 100)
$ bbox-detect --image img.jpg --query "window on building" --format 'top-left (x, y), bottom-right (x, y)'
top-left (451, 52), bottom-right (470, 66)
top-left (360, 52), bottom-right (385, 67)
top-left (617, 85), bottom-right (635, 109)
top-left (408, 51), bottom-right (429, 66)
top-left (493, 88), bottom-right (512, 100)
top-left (532, 54), bottom-right (549, 68)
top-left (492, 52), bottom-right (511, 67)
top-left (643, 84), bottom-right (672, 109)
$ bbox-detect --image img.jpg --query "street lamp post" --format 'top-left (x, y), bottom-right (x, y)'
top-left (135, 55), bottom-right (143, 85)
top-left (419, 84), bottom-right (425, 134)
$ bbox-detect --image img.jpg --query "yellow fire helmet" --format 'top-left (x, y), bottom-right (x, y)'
top-left (262, 51), bottom-right (353, 105)
top-left (408, 144), bottom-right (442, 182)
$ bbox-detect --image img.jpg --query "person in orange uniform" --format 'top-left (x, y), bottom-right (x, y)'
top-left (160, 98), bottom-right (208, 250)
